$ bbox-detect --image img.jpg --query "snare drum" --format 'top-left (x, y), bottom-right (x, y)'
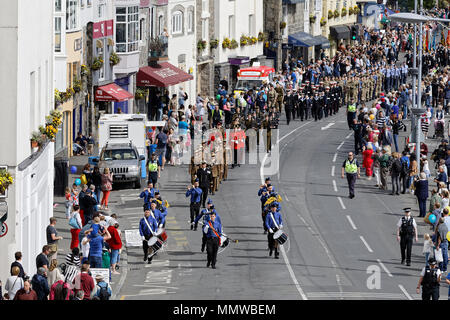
top-left (158, 230), bottom-right (168, 242)
top-left (148, 236), bottom-right (163, 253)
top-left (220, 234), bottom-right (229, 248)
top-left (154, 228), bottom-right (163, 236)
top-left (273, 230), bottom-right (288, 245)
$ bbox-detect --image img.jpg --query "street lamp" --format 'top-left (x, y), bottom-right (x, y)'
top-left (389, 12), bottom-right (429, 169)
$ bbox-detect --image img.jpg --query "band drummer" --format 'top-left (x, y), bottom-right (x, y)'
top-left (194, 199), bottom-right (222, 252)
top-left (204, 211), bottom-right (222, 269)
top-left (139, 210), bottom-right (158, 264)
top-left (265, 203), bottom-right (283, 259)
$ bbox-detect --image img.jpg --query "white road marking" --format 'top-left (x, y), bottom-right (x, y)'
top-left (331, 166), bottom-right (335, 177)
top-left (321, 122), bottom-right (335, 130)
top-left (279, 245), bottom-right (308, 300)
top-left (332, 153), bottom-right (338, 162)
top-left (284, 193), bottom-right (290, 202)
top-left (346, 215), bottom-right (357, 230)
top-left (346, 132), bottom-right (353, 139)
top-left (332, 180), bottom-right (338, 192)
top-left (377, 259), bottom-right (393, 277)
top-left (359, 236), bottom-right (374, 253)
top-left (398, 284), bottom-right (414, 300)
top-left (337, 196), bottom-right (346, 210)
top-left (337, 141), bottom-right (345, 150)
top-left (307, 292), bottom-right (405, 299)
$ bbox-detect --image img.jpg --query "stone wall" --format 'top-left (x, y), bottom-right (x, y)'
top-left (287, 3), bottom-right (304, 35)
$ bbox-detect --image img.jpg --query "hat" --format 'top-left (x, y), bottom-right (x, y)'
top-left (207, 198), bottom-right (213, 204)
top-left (442, 139), bottom-right (448, 143)
top-left (428, 258), bottom-right (437, 265)
top-left (270, 203), bottom-right (278, 208)
top-left (194, 178), bottom-right (199, 182)
top-left (403, 207), bottom-right (411, 212)
top-left (265, 177), bottom-right (271, 182)
top-left (85, 189), bottom-right (92, 195)
top-left (95, 274), bottom-right (104, 281)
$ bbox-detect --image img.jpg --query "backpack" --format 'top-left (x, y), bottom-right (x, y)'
top-left (96, 282), bottom-right (111, 300)
top-left (392, 159), bottom-right (402, 174)
top-left (52, 281), bottom-right (70, 300)
top-left (422, 266), bottom-right (439, 289)
top-left (401, 159), bottom-right (409, 176)
top-left (400, 217), bottom-right (415, 236)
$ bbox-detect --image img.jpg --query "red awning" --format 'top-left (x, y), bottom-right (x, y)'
top-left (95, 83), bottom-right (134, 102)
top-left (137, 62), bottom-right (194, 87)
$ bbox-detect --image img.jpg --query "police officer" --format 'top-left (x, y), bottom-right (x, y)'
top-left (341, 152), bottom-right (360, 199)
top-left (347, 98), bottom-right (357, 130)
top-left (139, 210), bottom-right (158, 264)
top-left (416, 258), bottom-right (441, 300)
top-left (147, 153), bottom-right (160, 186)
top-left (396, 208), bottom-right (418, 266)
top-left (196, 161), bottom-right (212, 208)
top-left (186, 179), bottom-right (202, 231)
top-left (203, 211), bottom-right (222, 269)
top-left (265, 203), bottom-right (283, 259)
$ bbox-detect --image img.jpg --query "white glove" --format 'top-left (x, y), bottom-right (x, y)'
top-left (279, 225), bottom-right (283, 229)
top-left (269, 228), bottom-right (274, 233)
top-left (204, 225), bottom-right (209, 232)
top-left (142, 236), bottom-right (146, 241)
top-left (158, 224), bottom-right (163, 229)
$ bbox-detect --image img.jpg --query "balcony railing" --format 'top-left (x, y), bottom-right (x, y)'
top-left (148, 36), bottom-right (168, 60)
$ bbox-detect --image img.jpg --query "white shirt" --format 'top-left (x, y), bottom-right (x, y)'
top-left (81, 236), bottom-right (90, 259)
top-left (5, 276), bottom-right (24, 300)
top-left (397, 215), bottom-right (417, 228)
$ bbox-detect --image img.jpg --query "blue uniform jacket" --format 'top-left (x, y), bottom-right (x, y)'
top-left (265, 210), bottom-right (283, 231)
top-left (186, 187), bottom-right (202, 203)
top-left (204, 219), bottom-right (222, 239)
top-left (194, 209), bottom-right (221, 227)
top-left (140, 189), bottom-right (155, 205)
top-left (139, 216), bottom-right (158, 237)
top-left (151, 208), bottom-right (165, 226)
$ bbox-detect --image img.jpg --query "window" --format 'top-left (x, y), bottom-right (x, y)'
top-left (201, 19), bottom-right (207, 40)
top-left (172, 11), bottom-right (183, 35)
top-left (66, 0), bottom-right (79, 30)
top-left (202, 0), bottom-right (208, 12)
top-left (98, 3), bottom-right (105, 18)
top-left (158, 15), bottom-right (164, 35)
top-left (55, 0), bottom-right (62, 12)
top-left (67, 63), bottom-right (72, 88)
top-left (55, 17), bottom-right (62, 52)
top-left (96, 41), bottom-right (105, 80)
top-left (249, 14), bottom-right (255, 35)
top-left (116, 6), bottom-right (139, 53)
top-left (140, 18), bottom-right (145, 41)
top-left (228, 15), bottom-right (235, 39)
top-left (80, 0), bottom-right (84, 8)
top-left (87, 0), bottom-right (92, 6)
top-left (187, 10), bottom-right (194, 33)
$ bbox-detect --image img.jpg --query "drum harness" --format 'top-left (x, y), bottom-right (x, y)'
top-left (269, 212), bottom-right (290, 253)
top-left (143, 216), bottom-right (167, 257)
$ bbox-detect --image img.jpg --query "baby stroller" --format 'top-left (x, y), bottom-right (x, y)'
top-left (433, 119), bottom-right (445, 139)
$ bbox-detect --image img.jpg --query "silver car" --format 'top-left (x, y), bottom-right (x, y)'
top-left (95, 142), bottom-right (145, 189)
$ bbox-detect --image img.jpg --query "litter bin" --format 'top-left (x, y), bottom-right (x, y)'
top-left (54, 158), bottom-right (69, 196)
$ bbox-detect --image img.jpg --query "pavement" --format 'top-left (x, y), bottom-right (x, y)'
top-left (50, 98), bottom-right (450, 300)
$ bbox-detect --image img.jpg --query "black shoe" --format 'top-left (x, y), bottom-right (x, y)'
top-left (396, 192), bottom-right (400, 195)
top-left (148, 259), bottom-right (152, 264)
top-left (269, 249), bottom-right (273, 256)
top-left (264, 230), bottom-right (267, 234)
top-left (406, 262), bottom-right (411, 266)
top-left (401, 259), bottom-right (405, 265)
top-left (194, 227), bottom-right (197, 231)
top-left (207, 262), bottom-right (210, 268)
top-left (115, 265), bottom-right (120, 270)
top-left (390, 193), bottom-right (395, 195)
top-left (201, 245), bottom-right (205, 252)
top-left (275, 255), bottom-right (279, 259)
top-left (190, 224), bottom-right (194, 230)
top-left (212, 265), bottom-right (216, 269)
top-left (144, 253), bottom-right (148, 261)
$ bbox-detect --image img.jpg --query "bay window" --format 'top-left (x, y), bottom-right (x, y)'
top-left (66, 0), bottom-right (79, 31)
top-left (116, 6), bottom-right (139, 53)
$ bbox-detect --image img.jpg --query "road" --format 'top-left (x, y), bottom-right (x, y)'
top-left (108, 108), bottom-right (449, 300)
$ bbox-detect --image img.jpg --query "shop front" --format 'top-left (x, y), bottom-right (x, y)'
top-left (94, 83), bottom-right (134, 114)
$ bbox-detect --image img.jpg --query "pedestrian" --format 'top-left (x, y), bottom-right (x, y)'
top-left (139, 209), bottom-right (158, 265)
top-left (91, 166), bottom-right (102, 202)
top-left (409, 154), bottom-right (419, 193)
top-left (434, 165), bottom-right (448, 189)
top-left (106, 220), bottom-right (122, 275)
top-left (80, 231), bottom-right (90, 265)
top-left (416, 258), bottom-right (441, 300)
top-left (375, 148), bottom-right (391, 190)
top-left (196, 161), bottom-right (212, 208)
top-left (400, 151), bottom-right (410, 193)
top-left (46, 217), bottom-right (63, 261)
top-left (13, 280), bottom-right (37, 300)
top-left (10, 251), bottom-right (26, 279)
top-left (155, 128), bottom-right (169, 170)
top-left (91, 274), bottom-right (112, 300)
top-left (362, 145), bottom-right (374, 179)
top-left (80, 188), bottom-right (97, 225)
top-left (69, 204), bottom-right (82, 249)
top-left (31, 267), bottom-right (50, 301)
top-left (49, 279), bottom-right (73, 300)
top-left (423, 234), bottom-right (434, 267)
top-left (429, 188), bottom-right (442, 213)
top-left (47, 259), bottom-right (64, 287)
top-left (414, 173), bottom-right (429, 218)
top-left (35, 245), bottom-right (51, 271)
top-left (435, 217), bottom-right (449, 273)
top-left (4, 266), bottom-right (24, 300)
top-left (64, 187), bottom-right (73, 219)
top-left (100, 167), bottom-right (113, 210)
top-left (147, 153), bottom-right (160, 186)
top-left (204, 211), bottom-right (222, 269)
top-left (72, 264), bottom-right (95, 300)
top-left (341, 151), bottom-right (360, 199)
top-left (390, 152), bottom-right (402, 195)
top-left (65, 247), bottom-right (81, 268)
top-left (87, 225), bottom-right (111, 268)
top-left (396, 208), bottom-right (418, 266)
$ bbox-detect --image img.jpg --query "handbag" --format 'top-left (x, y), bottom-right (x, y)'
top-left (434, 248), bottom-right (443, 263)
top-left (69, 216), bottom-right (81, 229)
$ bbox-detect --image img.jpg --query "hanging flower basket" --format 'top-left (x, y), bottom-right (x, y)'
top-left (91, 57), bottom-right (104, 70)
top-left (280, 21), bottom-right (287, 29)
top-left (197, 40), bottom-right (207, 51)
top-left (310, 15), bottom-right (316, 23)
top-left (230, 39), bottom-right (238, 49)
top-left (135, 88), bottom-right (146, 100)
top-left (210, 39), bottom-right (219, 49)
top-left (258, 32), bottom-right (266, 42)
top-left (222, 38), bottom-right (231, 49)
top-left (341, 8), bottom-right (347, 16)
top-left (81, 64), bottom-right (90, 77)
top-left (240, 35), bottom-right (249, 47)
top-left (0, 169), bottom-right (13, 194)
top-left (55, 89), bottom-right (62, 105)
top-left (73, 78), bottom-right (82, 93)
top-left (320, 17), bottom-right (327, 26)
top-left (110, 52), bottom-right (121, 66)
top-left (349, 7), bottom-right (354, 15)
top-left (334, 9), bottom-right (340, 18)
top-left (328, 10), bottom-right (334, 19)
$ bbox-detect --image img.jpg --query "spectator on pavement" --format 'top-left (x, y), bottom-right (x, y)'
top-left (47, 259), bottom-right (64, 287)
top-left (91, 274), bottom-right (112, 300)
top-left (100, 168), bottom-right (113, 210)
top-left (81, 188), bottom-right (97, 225)
top-left (13, 280), bottom-right (37, 300)
top-left (46, 217), bottom-right (63, 261)
top-left (10, 251), bottom-right (26, 279)
top-left (70, 204), bottom-right (82, 249)
top-left (36, 245), bottom-right (51, 271)
top-left (72, 264), bottom-right (95, 300)
top-left (87, 226), bottom-right (111, 268)
top-left (31, 267), bottom-right (50, 301)
top-left (4, 266), bottom-right (24, 300)
top-left (91, 166), bottom-right (102, 202)
top-left (65, 247), bottom-right (81, 268)
top-left (414, 172), bottom-right (429, 218)
top-left (106, 220), bottom-right (122, 275)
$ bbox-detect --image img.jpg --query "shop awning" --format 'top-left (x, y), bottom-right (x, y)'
top-left (288, 32), bottom-right (316, 47)
top-left (95, 83), bottom-right (133, 102)
top-left (330, 25), bottom-right (351, 40)
top-left (313, 35), bottom-right (331, 48)
top-left (137, 62), bottom-right (193, 87)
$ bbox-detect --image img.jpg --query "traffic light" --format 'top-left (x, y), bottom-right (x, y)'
top-left (351, 25), bottom-right (358, 41)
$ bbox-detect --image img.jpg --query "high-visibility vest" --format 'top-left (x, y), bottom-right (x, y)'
top-left (348, 104), bottom-right (356, 112)
top-left (148, 160), bottom-right (158, 172)
top-left (345, 159), bottom-right (358, 174)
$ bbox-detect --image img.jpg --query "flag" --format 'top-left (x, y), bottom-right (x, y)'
top-left (441, 30), bottom-right (445, 46)
top-left (432, 30), bottom-right (436, 51)
top-left (447, 30), bottom-right (450, 47)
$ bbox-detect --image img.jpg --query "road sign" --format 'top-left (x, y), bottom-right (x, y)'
top-left (0, 222), bottom-right (8, 237)
top-left (90, 268), bottom-right (110, 284)
top-left (125, 229), bottom-right (142, 247)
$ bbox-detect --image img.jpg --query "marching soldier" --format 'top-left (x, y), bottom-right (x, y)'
top-left (299, 92), bottom-right (306, 121)
top-left (210, 155), bottom-right (220, 195)
top-left (275, 83), bottom-right (284, 113)
top-left (267, 84), bottom-right (277, 111)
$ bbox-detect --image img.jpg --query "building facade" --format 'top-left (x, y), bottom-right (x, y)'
top-left (0, 0), bottom-right (54, 279)
top-left (214, 0), bottom-right (264, 91)
top-left (196, 0), bottom-right (215, 98)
